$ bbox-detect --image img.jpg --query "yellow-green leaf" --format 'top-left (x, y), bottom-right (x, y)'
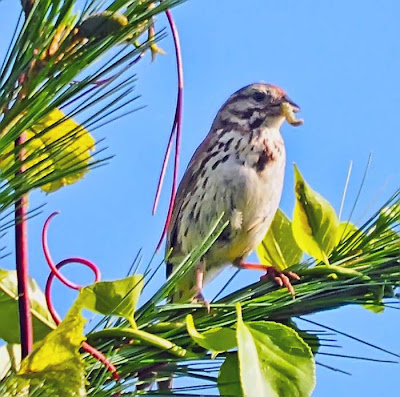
top-left (79, 275), bottom-right (144, 323)
top-left (15, 298), bottom-right (87, 396)
top-left (186, 315), bottom-right (236, 359)
top-left (0, 268), bottom-right (56, 344)
top-left (335, 222), bottom-right (360, 245)
top-left (0, 109), bottom-right (95, 193)
top-left (0, 129), bottom-right (53, 184)
top-left (236, 304), bottom-right (315, 397)
top-left (257, 209), bottom-right (303, 271)
top-left (362, 285), bottom-right (392, 314)
top-left (292, 165), bottom-right (339, 264)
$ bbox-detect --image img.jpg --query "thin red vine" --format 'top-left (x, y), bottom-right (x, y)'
top-left (42, 212), bottom-right (119, 381)
top-left (154, 10), bottom-right (184, 251)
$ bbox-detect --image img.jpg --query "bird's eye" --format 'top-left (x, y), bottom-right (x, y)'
top-left (252, 92), bottom-right (267, 102)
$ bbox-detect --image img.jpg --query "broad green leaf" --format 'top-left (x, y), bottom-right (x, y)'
top-left (284, 320), bottom-right (320, 355)
top-left (218, 354), bottom-right (242, 397)
top-left (0, 344), bottom-right (21, 381)
top-left (236, 304), bottom-right (274, 397)
top-left (292, 165), bottom-right (339, 264)
top-left (79, 275), bottom-right (144, 322)
top-left (15, 298), bottom-right (86, 396)
top-left (335, 222), bottom-right (359, 245)
top-left (236, 304), bottom-right (315, 397)
top-left (257, 209), bottom-right (303, 271)
top-left (0, 268), bottom-right (56, 344)
top-left (295, 330), bottom-right (320, 356)
top-left (0, 109), bottom-right (95, 193)
top-left (186, 315), bottom-right (236, 358)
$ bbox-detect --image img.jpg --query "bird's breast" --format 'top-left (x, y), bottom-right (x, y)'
top-left (203, 127), bottom-right (286, 264)
top-left (171, 127), bottom-right (286, 264)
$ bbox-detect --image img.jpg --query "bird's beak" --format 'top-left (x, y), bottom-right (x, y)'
top-left (282, 95), bottom-right (300, 113)
top-left (280, 96), bottom-right (303, 126)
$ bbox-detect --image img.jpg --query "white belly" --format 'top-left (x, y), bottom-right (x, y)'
top-left (206, 145), bottom-right (286, 265)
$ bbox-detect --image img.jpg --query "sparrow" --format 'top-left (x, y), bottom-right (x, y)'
top-left (166, 83), bottom-right (303, 304)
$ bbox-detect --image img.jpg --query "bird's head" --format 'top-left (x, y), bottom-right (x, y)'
top-left (218, 83), bottom-right (303, 130)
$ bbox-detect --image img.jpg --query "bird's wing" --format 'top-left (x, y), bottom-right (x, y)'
top-left (166, 132), bottom-right (219, 276)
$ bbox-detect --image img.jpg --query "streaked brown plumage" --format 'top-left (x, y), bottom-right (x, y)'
top-left (166, 83), bottom-right (302, 302)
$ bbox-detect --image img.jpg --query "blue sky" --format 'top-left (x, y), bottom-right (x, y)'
top-left (1, 0), bottom-right (399, 395)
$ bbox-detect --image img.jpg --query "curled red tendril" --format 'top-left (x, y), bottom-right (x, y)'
top-left (42, 212), bottom-right (120, 381)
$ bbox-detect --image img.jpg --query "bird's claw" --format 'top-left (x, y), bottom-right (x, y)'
top-left (260, 267), bottom-right (300, 298)
top-left (192, 292), bottom-right (211, 313)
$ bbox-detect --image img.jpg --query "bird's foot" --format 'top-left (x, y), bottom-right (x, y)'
top-left (192, 292), bottom-right (211, 313)
top-left (240, 262), bottom-right (300, 298)
top-left (260, 266), bottom-right (300, 298)
top-left (192, 262), bottom-right (210, 311)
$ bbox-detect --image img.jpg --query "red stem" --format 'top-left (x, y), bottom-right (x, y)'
top-left (155, 10), bottom-right (184, 251)
top-left (82, 342), bottom-right (120, 381)
top-left (15, 131), bottom-right (33, 358)
top-left (152, 108), bottom-right (177, 216)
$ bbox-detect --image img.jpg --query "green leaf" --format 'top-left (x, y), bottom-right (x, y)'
top-left (0, 109), bottom-right (95, 193)
top-left (236, 304), bottom-right (315, 397)
top-left (363, 286), bottom-right (387, 313)
top-left (257, 209), bottom-right (303, 271)
top-left (283, 320), bottom-right (320, 355)
top-left (186, 315), bottom-right (236, 358)
top-left (218, 354), bottom-right (242, 397)
top-left (0, 268), bottom-right (56, 344)
top-left (15, 297), bottom-right (87, 396)
top-left (292, 165), bottom-right (339, 264)
top-left (295, 330), bottom-right (320, 356)
top-left (79, 275), bottom-right (144, 322)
